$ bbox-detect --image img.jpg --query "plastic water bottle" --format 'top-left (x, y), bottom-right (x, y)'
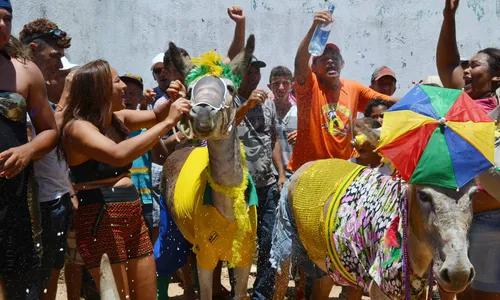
top-left (308, 3), bottom-right (336, 56)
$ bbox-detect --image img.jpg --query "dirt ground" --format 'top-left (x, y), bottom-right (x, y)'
top-left (54, 265), bottom-right (369, 299)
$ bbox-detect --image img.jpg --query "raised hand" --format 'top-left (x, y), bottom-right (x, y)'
top-left (313, 10), bottom-right (333, 27)
top-left (167, 80), bottom-right (187, 101)
top-left (247, 89), bottom-right (268, 109)
top-left (141, 88), bottom-right (156, 106)
top-left (227, 6), bottom-right (245, 24)
top-left (167, 98), bottom-right (191, 124)
top-left (444, 0), bottom-right (459, 14)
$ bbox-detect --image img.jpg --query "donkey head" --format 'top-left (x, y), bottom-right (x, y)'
top-left (168, 35), bottom-right (255, 140)
top-left (356, 123), bottom-right (477, 293)
top-left (409, 184), bottom-right (477, 293)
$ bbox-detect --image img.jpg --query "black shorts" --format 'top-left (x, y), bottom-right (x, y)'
top-left (39, 193), bottom-right (73, 286)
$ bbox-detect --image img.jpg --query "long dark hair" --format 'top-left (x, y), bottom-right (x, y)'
top-left (57, 59), bottom-right (129, 159)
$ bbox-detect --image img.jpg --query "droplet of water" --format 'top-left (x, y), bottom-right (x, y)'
top-left (43, 289), bottom-right (47, 294)
top-left (26, 289), bottom-right (29, 293)
top-left (59, 248), bottom-right (64, 251)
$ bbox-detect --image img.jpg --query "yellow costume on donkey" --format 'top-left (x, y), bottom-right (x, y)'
top-left (173, 145), bottom-right (258, 269)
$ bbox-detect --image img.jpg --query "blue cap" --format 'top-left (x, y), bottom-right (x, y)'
top-left (0, 0), bottom-right (12, 13)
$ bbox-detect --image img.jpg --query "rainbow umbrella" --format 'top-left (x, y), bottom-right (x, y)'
top-left (377, 84), bottom-right (495, 189)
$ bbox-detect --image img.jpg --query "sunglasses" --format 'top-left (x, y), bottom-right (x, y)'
top-left (191, 76), bottom-right (229, 111)
top-left (153, 68), bottom-right (164, 75)
top-left (25, 29), bottom-right (65, 44)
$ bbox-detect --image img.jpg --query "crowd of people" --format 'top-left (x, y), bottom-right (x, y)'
top-left (1, 0), bottom-right (500, 299)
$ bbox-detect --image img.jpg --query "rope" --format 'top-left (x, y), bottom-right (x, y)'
top-left (398, 173), bottom-right (435, 300)
top-left (402, 190), bottom-right (411, 300)
top-left (173, 115), bottom-right (194, 142)
top-left (427, 261), bottom-right (434, 300)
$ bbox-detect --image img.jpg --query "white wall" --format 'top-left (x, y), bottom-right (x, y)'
top-left (12, 0), bottom-right (500, 96)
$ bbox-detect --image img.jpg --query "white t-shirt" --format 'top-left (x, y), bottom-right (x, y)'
top-left (27, 113), bottom-right (71, 202)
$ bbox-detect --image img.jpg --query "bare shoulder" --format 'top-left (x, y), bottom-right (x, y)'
top-left (11, 58), bottom-right (45, 98)
top-left (63, 119), bottom-right (99, 137)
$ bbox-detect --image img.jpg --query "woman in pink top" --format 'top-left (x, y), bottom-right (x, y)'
top-left (437, 1), bottom-right (500, 299)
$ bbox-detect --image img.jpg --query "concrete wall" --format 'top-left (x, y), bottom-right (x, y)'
top-left (11, 0), bottom-right (500, 96)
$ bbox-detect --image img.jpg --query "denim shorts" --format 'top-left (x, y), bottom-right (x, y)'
top-left (469, 209), bottom-right (500, 292)
top-left (39, 193), bottom-right (73, 286)
top-left (270, 181), bottom-right (326, 279)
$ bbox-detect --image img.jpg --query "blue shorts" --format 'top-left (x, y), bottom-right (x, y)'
top-left (40, 193), bottom-right (73, 286)
top-left (154, 194), bottom-right (189, 277)
top-left (469, 209), bottom-right (500, 292)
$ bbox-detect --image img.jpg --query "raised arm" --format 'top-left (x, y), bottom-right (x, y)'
top-left (226, 6), bottom-right (246, 61)
top-left (0, 61), bottom-right (57, 179)
top-left (436, 0), bottom-right (465, 89)
top-left (114, 100), bottom-right (172, 132)
top-left (65, 99), bottom-right (190, 167)
top-left (235, 89), bottom-right (267, 125)
top-left (115, 80), bottom-right (186, 131)
top-left (295, 11), bottom-right (332, 85)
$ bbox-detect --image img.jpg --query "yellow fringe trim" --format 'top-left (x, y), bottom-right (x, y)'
top-left (206, 143), bottom-right (251, 267)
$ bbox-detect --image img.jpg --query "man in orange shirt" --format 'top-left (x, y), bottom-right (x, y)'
top-left (288, 11), bottom-right (397, 173)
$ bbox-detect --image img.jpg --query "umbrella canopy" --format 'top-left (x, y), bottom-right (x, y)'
top-left (378, 84), bottom-right (495, 189)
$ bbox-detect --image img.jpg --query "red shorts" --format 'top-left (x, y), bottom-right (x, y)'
top-left (75, 187), bottom-right (153, 269)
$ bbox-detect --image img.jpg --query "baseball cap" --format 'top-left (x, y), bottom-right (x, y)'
top-left (250, 56), bottom-right (266, 68)
top-left (60, 56), bottom-right (79, 71)
top-left (151, 53), bottom-right (164, 71)
top-left (312, 43), bottom-right (341, 64)
top-left (120, 74), bottom-right (144, 91)
top-left (371, 66), bottom-right (396, 82)
top-left (0, 0), bottom-right (12, 13)
top-left (424, 75), bottom-right (443, 87)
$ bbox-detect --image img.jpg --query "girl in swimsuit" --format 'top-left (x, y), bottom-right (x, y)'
top-left (0, 3), bottom-right (59, 299)
top-left (58, 59), bottom-right (190, 300)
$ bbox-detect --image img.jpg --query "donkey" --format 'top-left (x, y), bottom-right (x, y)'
top-left (272, 128), bottom-right (478, 300)
top-left (161, 35), bottom-right (257, 300)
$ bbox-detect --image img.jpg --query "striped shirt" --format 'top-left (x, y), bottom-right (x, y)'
top-left (130, 129), bottom-right (153, 205)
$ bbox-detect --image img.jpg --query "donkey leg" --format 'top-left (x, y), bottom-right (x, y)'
top-left (233, 264), bottom-right (252, 300)
top-left (197, 264), bottom-right (214, 300)
top-left (369, 281), bottom-right (390, 300)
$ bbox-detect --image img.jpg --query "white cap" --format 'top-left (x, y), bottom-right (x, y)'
top-left (60, 56), bottom-right (79, 71)
top-left (425, 75), bottom-right (443, 87)
top-left (151, 53), bottom-right (164, 70)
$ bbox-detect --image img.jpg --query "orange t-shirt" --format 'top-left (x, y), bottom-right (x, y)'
top-left (288, 73), bottom-right (392, 171)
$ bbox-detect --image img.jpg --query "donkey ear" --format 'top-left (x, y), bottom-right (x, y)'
top-left (168, 41), bottom-right (194, 78)
top-left (229, 34), bottom-right (255, 78)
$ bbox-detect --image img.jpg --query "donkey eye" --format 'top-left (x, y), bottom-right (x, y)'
top-left (418, 191), bottom-right (432, 203)
top-left (227, 85), bottom-right (235, 94)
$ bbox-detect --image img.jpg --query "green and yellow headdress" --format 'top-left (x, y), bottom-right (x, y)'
top-left (185, 50), bottom-right (242, 88)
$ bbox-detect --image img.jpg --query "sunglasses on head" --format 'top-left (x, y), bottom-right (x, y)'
top-left (25, 28), bottom-right (64, 44)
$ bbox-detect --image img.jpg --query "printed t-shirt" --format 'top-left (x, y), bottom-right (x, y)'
top-left (288, 73), bottom-right (392, 171)
top-left (130, 129), bottom-right (153, 205)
